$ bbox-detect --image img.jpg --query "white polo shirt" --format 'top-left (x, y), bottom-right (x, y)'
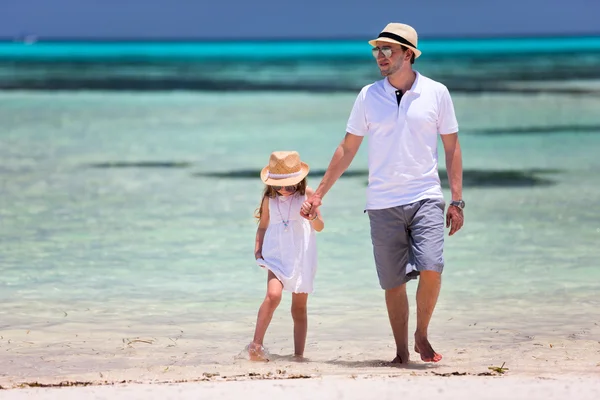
top-left (346, 71), bottom-right (459, 210)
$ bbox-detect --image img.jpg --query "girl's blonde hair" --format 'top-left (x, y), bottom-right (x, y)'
top-left (254, 178), bottom-right (307, 221)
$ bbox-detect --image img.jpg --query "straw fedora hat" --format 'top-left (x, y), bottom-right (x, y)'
top-left (260, 151), bottom-right (310, 186)
top-left (368, 23), bottom-right (422, 59)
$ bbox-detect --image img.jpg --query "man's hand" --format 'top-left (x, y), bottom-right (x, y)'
top-left (446, 205), bottom-right (464, 236)
top-left (301, 194), bottom-right (323, 220)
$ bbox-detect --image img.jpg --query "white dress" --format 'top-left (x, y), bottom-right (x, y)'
top-left (258, 193), bottom-right (318, 294)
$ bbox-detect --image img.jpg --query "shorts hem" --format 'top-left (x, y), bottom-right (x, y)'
top-left (378, 264), bottom-right (444, 290)
top-left (414, 264), bottom-right (444, 273)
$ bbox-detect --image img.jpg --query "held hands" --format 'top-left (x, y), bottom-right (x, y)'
top-left (446, 205), bottom-right (464, 236)
top-left (300, 194), bottom-right (322, 220)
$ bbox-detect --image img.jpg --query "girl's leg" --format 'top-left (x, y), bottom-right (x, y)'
top-left (249, 271), bottom-right (283, 361)
top-left (291, 293), bottom-right (309, 358)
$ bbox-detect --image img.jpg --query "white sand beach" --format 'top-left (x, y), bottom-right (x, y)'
top-left (2, 375), bottom-right (600, 400)
top-left (1, 323), bottom-right (599, 398)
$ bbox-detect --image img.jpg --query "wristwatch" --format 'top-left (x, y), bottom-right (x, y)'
top-left (450, 200), bottom-right (465, 210)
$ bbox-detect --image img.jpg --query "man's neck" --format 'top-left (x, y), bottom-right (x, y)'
top-left (387, 69), bottom-right (416, 93)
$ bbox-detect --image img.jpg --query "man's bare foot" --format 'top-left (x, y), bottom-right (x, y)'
top-left (414, 335), bottom-right (442, 362)
top-left (391, 351), bottom-right (410, 364)
top-left (247, 342), bottom-right (269, 362)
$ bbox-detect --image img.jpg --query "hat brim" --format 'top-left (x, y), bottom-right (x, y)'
top-left (368, 37), bottom-right (422, 59)
top-left (260, 163), bottom-right (310, 186)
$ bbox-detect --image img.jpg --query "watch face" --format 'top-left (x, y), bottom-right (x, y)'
top-left (452, 200), bottom-right (465, 209)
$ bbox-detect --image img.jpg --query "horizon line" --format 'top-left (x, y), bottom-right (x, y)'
top-left (2, 31), bottom-right (600, 43)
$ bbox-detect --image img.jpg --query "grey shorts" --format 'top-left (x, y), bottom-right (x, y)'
top-left (366, 198), bottom-right (446, 290)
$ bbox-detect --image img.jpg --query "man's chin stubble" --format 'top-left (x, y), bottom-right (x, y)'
top-left (380, 66), bottom-right (398, 76)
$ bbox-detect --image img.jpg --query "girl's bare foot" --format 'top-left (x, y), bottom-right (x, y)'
top-left (293, 354), bottom-right (307, 362)
top-left (247, 342), bottom-right (269, 362)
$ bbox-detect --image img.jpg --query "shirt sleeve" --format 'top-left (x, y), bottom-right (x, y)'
top-left (345, 87), bottom-right (368, 136)
top-left (437, 86), bottom-right (459, 135)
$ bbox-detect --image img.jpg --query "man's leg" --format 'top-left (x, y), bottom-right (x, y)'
top-left (367, 207), bottom-right (411, 363)
top-left (408, 199), bottom-right (446, 362)
top-left (385, 283), bottom-right (410, 363)
top-left (415, 270), bottom-right (442, 362)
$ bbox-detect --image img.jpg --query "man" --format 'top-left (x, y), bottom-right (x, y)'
top-left (301, 23), bottom-right (464, 363)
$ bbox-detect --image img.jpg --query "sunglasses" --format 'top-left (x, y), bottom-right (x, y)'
top-left (272, 185), bottom-right (298, 192)
top-left (371, 46), bottom-right (394, 59)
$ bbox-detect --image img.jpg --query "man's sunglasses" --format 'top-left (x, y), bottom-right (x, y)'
top-left (272, 185), bottom-right (298, 192)
top-left (371, 46), bottom-right (394, 59)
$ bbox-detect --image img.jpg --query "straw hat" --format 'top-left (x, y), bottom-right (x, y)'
top-left (368, 23), bottom-right (422, 59)
top-left (260, 151), bottom-right (310, 186)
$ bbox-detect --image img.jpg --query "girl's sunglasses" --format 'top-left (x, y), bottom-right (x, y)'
top-left (272, 185), bottom-right (297, 192)
top-left (371, 46), bottom-right (394, 59)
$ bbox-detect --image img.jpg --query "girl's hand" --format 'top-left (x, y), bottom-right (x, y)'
top-left (255, 251), bottom-right (263, 260)
top-left (301, 195), bottom-right (321, 220)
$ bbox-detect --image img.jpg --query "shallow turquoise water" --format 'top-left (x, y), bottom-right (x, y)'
top-left (1, 91), bottom-right (598, 351)
top-left (2, 36), bottom-right (600, 60)
top-left (0, 37), bottom-right (599, 374)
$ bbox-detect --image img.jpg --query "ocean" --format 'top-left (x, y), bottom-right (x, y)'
top-left (0, 36), bottom-right (599, 380)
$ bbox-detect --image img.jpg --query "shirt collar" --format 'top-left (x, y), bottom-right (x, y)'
top-left (383, 71), bottom-right (422, 95)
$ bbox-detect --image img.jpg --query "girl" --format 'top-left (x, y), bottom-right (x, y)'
top-left (248, 151), bottom-right (324, 361)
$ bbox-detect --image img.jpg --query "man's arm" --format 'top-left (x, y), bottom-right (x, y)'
top-left (301, 133), bottom-right (363, 219)
top-left (440, 132), bottom-right (464, 236)
top-left (440, 133), bottom-right (462, 201)
top-left (315, 133), bottom-right (364, 198)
